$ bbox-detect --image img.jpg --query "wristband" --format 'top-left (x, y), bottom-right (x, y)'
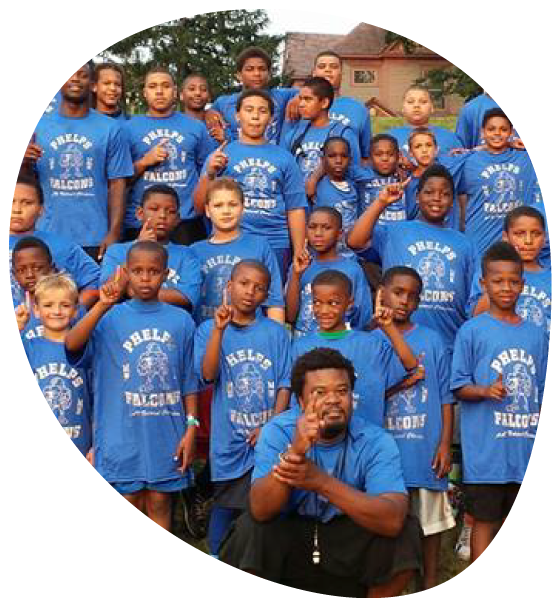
top-left (186, 415), bottom-right (200, 428)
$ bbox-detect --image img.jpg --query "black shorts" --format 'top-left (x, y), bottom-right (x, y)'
top-left (220, 512), bottom-right (423, 596)
top-left (82, 246), bottom-right (101, 264)
top-left (464, 483), bottom-right (521, 522)
top-left (170, 217), bottom-right (208, 246)
top-left (212, 470), bottom-right (252, 509)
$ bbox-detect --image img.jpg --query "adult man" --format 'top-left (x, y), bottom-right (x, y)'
top-left (24, 64), bottom-right (133, 261)
top-left (220, 348), bottom-right (422, 598)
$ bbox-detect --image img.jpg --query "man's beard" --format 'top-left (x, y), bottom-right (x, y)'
top-left (321, 419), bottom-right (347, 440)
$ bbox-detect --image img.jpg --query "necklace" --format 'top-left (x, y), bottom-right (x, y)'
top-left (310, 433), bottom-right (350, 565)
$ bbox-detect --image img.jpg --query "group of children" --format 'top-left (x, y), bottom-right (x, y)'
top-left (11, 43), bottom-right (550, 593)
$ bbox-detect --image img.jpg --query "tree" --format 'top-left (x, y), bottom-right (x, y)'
top-left (384, 31), bottom-right (482, 100)
top-left (99, 10), bottom-right (284, 113)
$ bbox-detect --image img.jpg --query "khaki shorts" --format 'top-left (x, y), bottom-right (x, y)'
top-left (409, 488), bottom-right (456, 536)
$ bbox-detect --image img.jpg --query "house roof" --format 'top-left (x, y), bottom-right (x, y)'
top-left (283, 23), bottom-right (442, 80)
top-left (332, 22), bottom-right (387, 56)
top-left (283, 32), bottom-right (345, 80)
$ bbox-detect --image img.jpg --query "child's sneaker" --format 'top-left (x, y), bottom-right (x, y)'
top-left (180, 488), bottom-right (213, 540)
top-left (454, 523), bottom-right (472, 561)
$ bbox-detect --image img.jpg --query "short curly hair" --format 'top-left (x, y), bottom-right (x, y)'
top-left (291, 348), bottom-right (356, 398)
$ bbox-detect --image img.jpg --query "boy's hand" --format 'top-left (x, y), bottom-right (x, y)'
top-left (15, 293), bottom-right (31, 332)
top-left (246, 427), bottom-right (262, 448)
top-left (377, 178), bottom-right (411, 208)
top-left (138, 217), bottom-right (157, 242)
top-left (373, 287), bottom-right (394, 328)
top-left (100, 265), bottom-right (127, 305)
top-left (486, 373), bottom-right (507, 401)
top-left (86, 448), bottom-right (95, 466)
top-left (398, 153), bottom-right (415, 172)
top-left (214, 288), bottom-right (234, 331)
top-left (174, 428), bottom-right (196, 473)
top-left (432, 441), bottom-right (452, 478)
top-left (293, 239), bottom-right (312, 276)
top-left (510, 138), bottom-right (525, 150)
top-left (207, 142), bottom-right (228, 178)
top-left (205, 110), bottom-right (228, 142)
top-left (142, 138), bottom-right (169, 168)
top-left (24, 140), bottom-right (43, 162)
top-left (404, 363), bottom-right (426, 388)
top-left (285, 95), bottom-right (301, 122)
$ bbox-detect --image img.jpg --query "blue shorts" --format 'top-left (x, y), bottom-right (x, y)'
top-left (112, 476), bottom-right (189, 495)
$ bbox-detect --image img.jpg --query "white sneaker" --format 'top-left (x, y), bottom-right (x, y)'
top-left (455, 524), bottom-right (472, 561)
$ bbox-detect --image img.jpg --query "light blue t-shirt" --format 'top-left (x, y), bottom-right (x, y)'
top-left (385, 323), bottom-right (452, 491)
top-left (456, 148), bottom-right (538, 256)
top-left (34, 108), bottom-right (134, 246)
top-left (194, 317), bottom-right (292, 482)
top-left (455, 93), bottom-right (520, 149)
top-left (100, 240), bottom-right (202, 311)
top-left (387, 125), bottom-right (462, 158)
top-left (124, 112), bottom-right (215, 226)
top-left (202, 141), bottom-right (307, 250)
top-left (291, 329), bottom-right (406, 426)
top-left (252, 408), bottom-right (407, 523)
top-left (451, 313), bottom-right (547, 483)
top-left (467, 264), bottom-right (551, 339)
top-left (289, 256), bottom-right (373, 336)
top-left (190, 232), bottom-right (284, 325)
top-left (212, 88), bottom-right (299, 144)
top-left (9, 230), bottom-right (100, 306)
top-left (280, 119), bottom-right (361, 181)
top-left (24, 336), bottom-right (92, 456)
top-left (363, 219), bottom-right (476, 351)
top-left (329, 96), bottom-right (372, 159)
top-left (70, 299), bottom-right (198, 485)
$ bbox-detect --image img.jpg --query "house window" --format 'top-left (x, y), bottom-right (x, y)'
top-left (352, 69), bottom-right (377, 86)
top-left (429, 89), bottom-right (445, 110)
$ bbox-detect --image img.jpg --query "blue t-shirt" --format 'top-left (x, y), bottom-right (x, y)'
top-left (194, 317), bottom-right (292, 482)
top-left (289, 256), bottom-right (373, 336)
top-left (71, 299), bottom-right (198, 485)
top-left (364, 220), bottom-right (476, 350)
top-left (387, 125), bottom-right (462, 158)
top-left (404, 154), bottom-right (468, 231)
top-left (291, 329), bottom-right (405, 426)
top-left (24, 337), bottom-right (92, 456)
top-left (190, 232), bottom-right (284, 325)
top-left (354, 166), bottom-right (407, 226)
top-left (280, 120), bottom-right (361, 181)
top-left (212, 88), bottom-right (299, 144)
top-left (252, 408), bottom-right (407, 522)
top-left (314, 176), bottom-right (360, 258)
top-left (124, 112), bottom-right (215, 225)
top-left (385, 324), bottom-right (452, 491)
top-left (100, 240), bottom-right (202, 311)
top-left (455, 94), bottom-right (520, 149)
top-left (451, 313), bottom-right (547, 483)
top-left (468, 264), bottom-right (551, 338)
top-left (34, 108), bottom-right (134, 246)
top-left (202, 141), bottom-right (307, 250)
top-left (329, 96), bottom-right (372, 159)
top-left (9, 230), bottom-right (100, 306)
top-left (457, 148), bottom-right (538, 256)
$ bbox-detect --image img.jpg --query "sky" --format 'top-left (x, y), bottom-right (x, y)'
top-left (265, 8), bottom-right (359, 35)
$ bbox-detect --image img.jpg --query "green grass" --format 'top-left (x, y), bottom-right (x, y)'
top-left (374, 116), bottom-right (458, 134)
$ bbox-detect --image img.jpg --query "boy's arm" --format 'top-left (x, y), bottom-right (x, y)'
top-left (285, 247), bottom-right (311, 324)
top-left (287, 208), bottom-right (307, 259)
top-left (192, 142), bottom-right (228, 214)
top-left (385, 366), bottom-right (425, 399)
top-left (158, 288), bottom-right (191, 311)
top-left (65, 269), bottom-right (127, 352)
top-left (99, 178), bottom-right (127, 260)
top-left (65, 300), bottom-right (113, 353)
top-left (175, 392), bottom-right (199, 473)
top-left (305, 160), bottom-right (325, 201)
top-left (201, 296), bottom-right (233, 382)
top-left (266, 307), bottom-right (285, 324)
top-left (347, 181), bottom-right (408, 250)
top-left (432, 402), bottom-right (454, 478)
top-left (454, 376), bottom-right (506, 402)
top-left (130, 139), bottom-right (169, 184)
top-left (374, 289), bottom-right (418, 372)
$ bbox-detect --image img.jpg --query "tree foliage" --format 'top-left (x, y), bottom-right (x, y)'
top-left (99, 10), bottom-right (284, 112)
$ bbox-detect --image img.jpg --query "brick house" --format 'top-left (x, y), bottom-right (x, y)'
top-left (283, 23), bottom-right (462, 116)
